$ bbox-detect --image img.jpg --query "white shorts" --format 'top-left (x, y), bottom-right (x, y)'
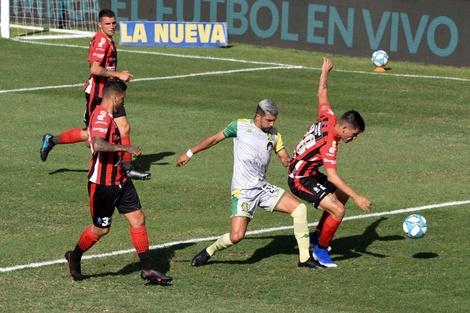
top-left (230, 183), bottom-right (287, 219)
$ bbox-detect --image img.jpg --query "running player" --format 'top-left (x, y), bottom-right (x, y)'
top-left (40, 9), bottom-right (149, 180)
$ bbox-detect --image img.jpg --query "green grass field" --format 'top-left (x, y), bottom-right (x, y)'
top-left (1, 36), bottom-right (469, 313)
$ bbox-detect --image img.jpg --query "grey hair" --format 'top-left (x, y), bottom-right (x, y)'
top-left (256, 98), bottom-right (278, 116)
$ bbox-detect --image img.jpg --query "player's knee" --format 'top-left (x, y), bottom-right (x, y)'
top-left (119, 122), bottom-right (131, 136)
top-left (115, 116), bottom-right (131, 136)
top-left (332, 203), bottom-right (345, 219)
top-left (92, 225), bottom-right (110, 237)
top-left (290, 203), bottom-right (307, 221)
top-left (230, 232), bottom-right (245, 244)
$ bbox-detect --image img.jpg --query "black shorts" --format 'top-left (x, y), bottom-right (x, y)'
top-left (88, 179), bottom-right (142, 228)
top-left (83, 93), bottom-right (127, 127)
top-left (288, 172), bottom-right (336, 208)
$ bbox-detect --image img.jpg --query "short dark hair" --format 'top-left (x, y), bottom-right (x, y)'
top-left (103, 79), bottom-right (127, 97)
top-left (99, 9), bottom-right (115, 20)
top-left (340, 110), bottom-right (365, 132)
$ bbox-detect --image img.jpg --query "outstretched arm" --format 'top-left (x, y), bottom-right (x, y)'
top-left (176, 130), bottom-right (227, 167)
top-left (317, 57), bottom-right (333, 106)
top-left (325, 167), bottom-right (372, 212)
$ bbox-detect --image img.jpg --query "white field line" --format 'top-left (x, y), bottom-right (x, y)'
top-left (1, 200), bottom-right (469, 273)
top-left (0, 66), bottom-right (301, 94)
top-left (6, 38), bottom-right (470, 86)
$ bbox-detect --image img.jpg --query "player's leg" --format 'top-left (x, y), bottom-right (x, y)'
top-left (192, 189), bottom-right (253, 267)
top-left (311, 211), bottom-right (329, 247)
top-left (288, 175), bottom-right (334, 251)
top-left (40, 94), bottom-right (95, 161)
top-left (335, 187), bottom-right (350, 205)
top-left (314, 188), bottom-right (348, 247)
top-left (114, 111), bottom-right (150, 180)
top-left (274, 192), bottom-right (323, 269)
top-left (119, 180), bottom-right (172, 284)
top-left (192, 217), bottom-right (249, 267)
top-left (313, 194), bottom-right (345, 267)
top-left (65, 182), bottom-right (116, 280)
top-left (40, 128), bottom-right (87, 161)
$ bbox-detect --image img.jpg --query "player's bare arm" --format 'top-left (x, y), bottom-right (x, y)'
top-left (92, 136), bottom-right (141, 156)
top-left (276, 148), bottom-right (292, 168)
top-left (176, 130), bottom-right (226, 167)
top-left (317, 57), bottom-right (333, 105)
top-left (90, 61), bottom-right (134, 82)
top-left (325, 167), bottom-right (372, 212)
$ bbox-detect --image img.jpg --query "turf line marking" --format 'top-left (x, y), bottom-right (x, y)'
top-left (12, 38), bottom-right (297, 67)
top-left (1, 200), bottom-right (469, 274)
top-left (0, 66), bottom-right (299, 94)
top-left (12, 38), bottom-right (470, 83)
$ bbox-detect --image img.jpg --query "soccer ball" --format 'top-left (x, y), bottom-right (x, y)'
top-left (403, 214), bottom-right (428, 239)
top-left (371, 50), bottom-right (389, 67)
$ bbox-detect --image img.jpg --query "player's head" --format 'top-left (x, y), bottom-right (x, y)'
top-left (99, 9), bottom-right (116, 21)
top-left (103, 80), bottom-right (127, 113)
top-left (338, 110), bottom-right (365, 143)
top-left (256, 98), bottom-right (279, 116)
top-left (98, 9), bottom-right (117, 37)
top-left (255, 99), bottom-right (278, 132)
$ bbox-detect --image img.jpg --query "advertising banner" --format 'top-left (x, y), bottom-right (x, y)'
top-left (109, 0), bottom-right (470, 67)
top-left (119, 21), bottom-right (228, 47)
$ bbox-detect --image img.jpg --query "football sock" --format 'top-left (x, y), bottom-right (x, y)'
top-left (58, 128), bottom-right (85, 144)
top-left (51, 136), bottom-right (59, 145)
top-left (121, 135), bottom-right (133, 164)
top-left (290, 203), bottom-right (310, 263)
top-left (318, 216), bottom-right (342, 249)
top-left (129, 226), bottom-right (149, 254)
top-left (315, 211), bottom-right (330, 234)
top-left (76, 226), bottom-right (100, 255)
top-left (137, 251), bottom-right (154, 270)
top-left (206, 233), bottom-right (233, 256)
top-left (70, 246), bottom-right (85, 262)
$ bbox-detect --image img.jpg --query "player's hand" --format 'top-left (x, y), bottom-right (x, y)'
top-left (354, 195), bottom-right (372, 212)
top-left (287, 158), bottom-right (295, 173)
top-left (176, 154), bottom-right (190, 167)
top-left (322, 57), bottom-right (333, 73)
top-left (121, 70), bottom-right (134, 82)
top-left (127, 145), bottom-right (141, 157)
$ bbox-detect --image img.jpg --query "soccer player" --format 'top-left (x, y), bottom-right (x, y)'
top-left (288, 57), bottom-right (372, 267)
top-left (176, 99), bottom-right (324, 269)
top-left (40, 9), bottom-right (150, 180)
top-left (64, 80), bottom-right (172, 284)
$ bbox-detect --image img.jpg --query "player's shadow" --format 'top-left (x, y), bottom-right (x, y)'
top-left (49, 168), bottom-right (88, 175)
top-left (75, 242), bottom-right (193, 285)
top-left (413, 252), bottom-right (438, 259)
top-left (208, 217), bottom-right (403, 265)
top-left (130, 151), bottom-right (175, 172)
top-left (327, 217), bottom-right (404, 261)
top-left (48, 151), bottom-right (175, 175)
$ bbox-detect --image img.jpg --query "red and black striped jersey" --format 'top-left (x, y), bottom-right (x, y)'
top-left (87, 105), bottom-right (126, 186)
top-left (83, 31), bottom-right (117, 99)
top-left (289, 103), bottom-right (339, 178)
